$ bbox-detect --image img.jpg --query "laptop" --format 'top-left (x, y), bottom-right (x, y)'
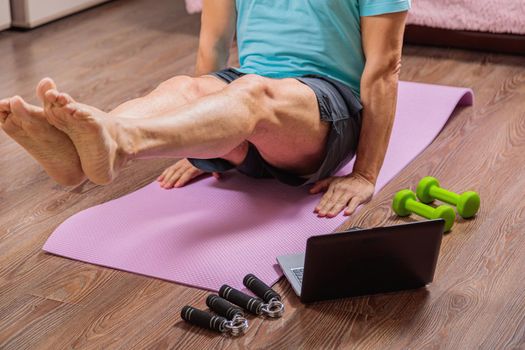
top-left (277, 219), bottom-right (444, 303)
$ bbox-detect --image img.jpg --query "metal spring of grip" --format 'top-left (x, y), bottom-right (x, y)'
top-left (224, 314), bottom-right (249, 336)
top-left (261, 297), bottom-right (285, 318)
top-left (243, 273), bottom-right (285, 318)
top-left (206, 294), bottom-right (249, 335)
top-left (181, 305), bottom-right (248, 336)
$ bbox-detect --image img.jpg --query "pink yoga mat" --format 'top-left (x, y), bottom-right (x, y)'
top-left (43, 82), bottom-right (473, 292)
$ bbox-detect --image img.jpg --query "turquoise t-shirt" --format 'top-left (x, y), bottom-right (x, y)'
top-left (235, 0), bottom-right (411, 96)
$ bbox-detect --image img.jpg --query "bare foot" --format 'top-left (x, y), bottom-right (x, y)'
top-left (157, 158), bottom-right (220, 189)
top-left (42, 80), bottom-right (127, 185)
top-left (0, 85), bottom-right (85, 186)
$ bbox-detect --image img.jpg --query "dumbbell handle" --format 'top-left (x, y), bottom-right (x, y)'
top-left (405, 198), bottom-right (437, 218)
top-left (181, 306), bottom-right (227, 333)
top-left (429, 186), bottom-right (460, 204)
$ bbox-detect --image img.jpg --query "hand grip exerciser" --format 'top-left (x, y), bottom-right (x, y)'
top-left (219, 284), bottom-right (264, 315)
top-left (181, 305), bottom-right (247, 336)
top-left (243, 274), bottom-right (285, 317)
top-left (181, 306), bottom-right (228, 333)
top-left (206, 294), bottom-right (245, 320)
top-left (206, 295), bottom-right (248, 334)
top-left (243, 274), bottom-right (281, 302)
top-left (220, 274), bottom-right (285, 318)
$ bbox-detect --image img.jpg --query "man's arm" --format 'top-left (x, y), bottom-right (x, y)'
top-left (195, 0), bottom-right (236, 76)
top-left (353, 11), bottom-right (407, 183)
top-left (311, 11), bottom-right (408, 218)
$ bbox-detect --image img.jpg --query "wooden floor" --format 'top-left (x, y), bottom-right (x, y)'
top-left (1, 1), bottom-right (524, 349)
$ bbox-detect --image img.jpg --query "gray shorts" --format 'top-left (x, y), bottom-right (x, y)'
top-left (188, 68), bottom-right (362, 186)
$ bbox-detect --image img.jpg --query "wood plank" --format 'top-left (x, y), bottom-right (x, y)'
top-left (1, 0), bottom-right (524, 349)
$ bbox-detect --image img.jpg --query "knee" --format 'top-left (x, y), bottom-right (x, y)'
top-left (226, 74), bottom-right (274, 121)
top-left (154, 75), bottom-right (202, 100)
top-left (228, 74), bottom-right (271, 104)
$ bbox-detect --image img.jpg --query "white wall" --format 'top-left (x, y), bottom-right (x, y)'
top-left (0, 0), bottom-right (10, 31)
top-left (11, 0), bottom-right (111, 28)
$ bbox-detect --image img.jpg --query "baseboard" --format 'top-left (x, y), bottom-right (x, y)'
top-left (404, 24), bottom-right (525, 56)
top-left (10, 0), bottom-right (111, 29)
top-left (0, 0), bottom-right (10, 30)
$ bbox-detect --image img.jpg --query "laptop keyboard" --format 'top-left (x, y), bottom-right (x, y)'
top-left (291, 267), bottom-right (304, 284)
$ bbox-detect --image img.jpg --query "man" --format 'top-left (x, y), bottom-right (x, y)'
top-left (0, 0), bottom-right (409, 218)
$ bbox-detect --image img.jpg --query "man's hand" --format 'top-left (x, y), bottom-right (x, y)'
top-left (157, 158), bottom-right (220, 189)
top-left (310, 173), bottom-right (375, 218)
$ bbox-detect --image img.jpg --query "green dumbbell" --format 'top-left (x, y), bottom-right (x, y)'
top-left (416, 177), bottom-right (480, 219)
top-left (393, 189), bottom-right (455, 232)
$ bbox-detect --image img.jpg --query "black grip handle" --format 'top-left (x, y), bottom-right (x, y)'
top-left (219, 285), bottom-right (263, 315)
top-left (206, 294), bottom-right (244, 320)
top-left (243, 274), bottom-right (281, 302)
top-left (181, 305), bottom-right (227, 333)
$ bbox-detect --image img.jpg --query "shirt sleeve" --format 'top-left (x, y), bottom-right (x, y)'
top-left (359, 0), bottom-right (411, 17)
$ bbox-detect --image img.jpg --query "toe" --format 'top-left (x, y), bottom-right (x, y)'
top-left (63, 103), bottom-right (79, 116)
top-left (10, 96), bottom-right (44, 119)
top-left (70, 104), bottom-right (94, 121)
top-left (44, 89), bottom-right (75, 109)
top-left (44, 89), bottom-right (60, 106)
top-left (0, 98), bottom-right (10, 111)
top-left (57, 93), bottom-right (74, 107)
top-left (0, 98), bottom-right (11, 123)
top-left (10, 96), bottom-right (27, 116)
top-left (36, 78), bottom-right (57, 102)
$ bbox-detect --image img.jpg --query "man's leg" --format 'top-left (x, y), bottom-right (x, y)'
top-left (108, 75), bottom-right (226, 119)
top-left (0, 74), bottom-right (244, 186)
top-left (106, 74), bottom-right (250, 188)
top-left (41, 74), bottom-right (330, 185)
top-left (106, 75), bottom-right (245, 188)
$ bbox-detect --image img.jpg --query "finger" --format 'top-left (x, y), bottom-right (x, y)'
top-left (324, 192), bottom-right (349, 218)
top-left (212, 172), bottom-right (221, 179)
top-left (161, 168), bottom-right (179, 188)
top-left (157, 169), bottom-right (169, 181)
top-left (159, 167), bottom-right (175, 182)
top-left (158, 166), bottom-right (176, 182)
top-left (314, 186), bottom-right (335, 213)
top-left (163, 169), bottom-right (185, 188)
top-left (157, 167), bottom-right (173, 185)
top-left (326, 195), bottom-right (350, 218)
top-left (316, 189), bottom-right (338, 216)
top-left (344, 197), bottom-right (362, 216)
top-left (174, 170), bottom-right (199, 188)
top-left (309, 178), bottom-right (331, 194)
